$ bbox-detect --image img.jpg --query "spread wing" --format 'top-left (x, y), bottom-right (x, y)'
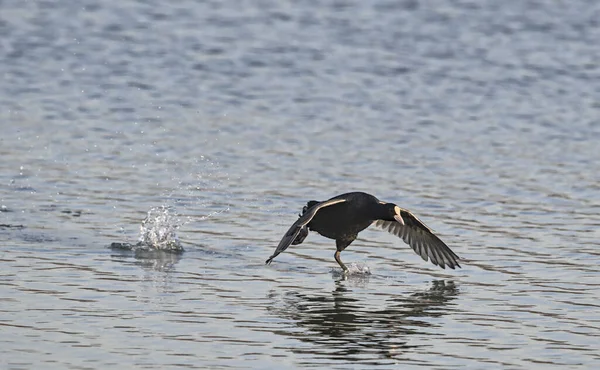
top-left (266, 198), bottom-right (347, 265)
top-left (375, 209), bottom-right (460, 269)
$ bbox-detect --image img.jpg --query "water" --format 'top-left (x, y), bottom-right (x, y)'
top-left (1, 0), bottom-right (599, 368)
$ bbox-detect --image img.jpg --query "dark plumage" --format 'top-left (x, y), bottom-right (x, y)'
top-left (266, 192), bottom-right (460, 272)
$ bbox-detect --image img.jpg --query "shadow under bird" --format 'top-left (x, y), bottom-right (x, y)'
top-left (266, 192), bottom-right (460, 272)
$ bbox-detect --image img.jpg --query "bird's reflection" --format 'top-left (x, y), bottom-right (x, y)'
top-left (267, 280), bottom-right (459, 361)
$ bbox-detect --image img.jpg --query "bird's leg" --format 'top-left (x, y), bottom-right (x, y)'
top-left (334, 251), bottom-right (349, 273)
top-left (335, 237), bottom-right (355, 273)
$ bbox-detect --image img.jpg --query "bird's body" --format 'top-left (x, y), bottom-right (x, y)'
top-left (309, 192), bottom-right (378, 239)
top-left (266, 192), bottom-right (460, 272)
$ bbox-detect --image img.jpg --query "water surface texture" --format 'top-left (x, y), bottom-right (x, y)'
top-left (1, 0), bottom-right (600, 369)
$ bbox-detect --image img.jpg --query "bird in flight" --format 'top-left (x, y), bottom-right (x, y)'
top-left (266, 192), bottom-right (460, 272)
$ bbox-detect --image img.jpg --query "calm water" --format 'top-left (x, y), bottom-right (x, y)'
top-left (1, 0), bottom-right (600, 368)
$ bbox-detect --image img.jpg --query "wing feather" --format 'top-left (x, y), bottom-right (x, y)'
top-left (374, 209), bottom-right (460, 269)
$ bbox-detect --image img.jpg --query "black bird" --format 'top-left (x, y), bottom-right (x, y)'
top-left (266, 192), bottom-right (460, 272)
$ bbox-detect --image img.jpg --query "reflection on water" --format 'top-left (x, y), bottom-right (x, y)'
top-left (109, 248), bottom-right (182, 272)
top-left (267, 280), bottom-right (459, 362)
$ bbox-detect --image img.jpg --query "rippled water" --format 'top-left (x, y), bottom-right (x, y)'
top-left (2, 0), bottom-right (600, 368)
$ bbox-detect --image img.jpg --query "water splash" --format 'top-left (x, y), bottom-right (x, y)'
top-left (110, 156), bottom-right (232, 254)
top-left (330, 262), bottom-right (372, 278)
top-left (346, 262), bottom-right (371, 275)
top-left (137, 206), bottom-right (183, 252)
top-left (110, 206), bottom-right (184, 252)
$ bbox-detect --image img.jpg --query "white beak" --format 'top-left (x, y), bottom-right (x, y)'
top-left (393, 213), bottom-right (405, 225)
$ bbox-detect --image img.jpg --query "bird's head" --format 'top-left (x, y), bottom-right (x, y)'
top-left (381, 202), bottom-right (405, 225)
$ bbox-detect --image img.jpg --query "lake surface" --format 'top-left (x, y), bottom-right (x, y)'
top-left (1, 0), bottom-right (600, 368)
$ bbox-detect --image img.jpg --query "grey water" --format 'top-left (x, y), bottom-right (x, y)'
top-left (1, 0), bottom-right (600, 368)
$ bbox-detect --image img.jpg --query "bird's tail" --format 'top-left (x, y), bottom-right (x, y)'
top-left (267, 200), bottom-right (318, 265)
top-left (301, 200), bottom-right (319, 216)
